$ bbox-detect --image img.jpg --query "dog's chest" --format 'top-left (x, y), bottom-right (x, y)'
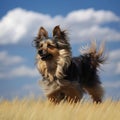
top-left (37, 60), bottom-right (57, 81)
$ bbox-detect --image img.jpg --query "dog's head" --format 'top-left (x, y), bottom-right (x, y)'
top-left (34, 25), bottom-right (71, 61)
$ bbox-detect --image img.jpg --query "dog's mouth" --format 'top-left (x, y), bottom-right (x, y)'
top-left (41, 54), bottom-right (53, 60)
top-left (39, 53), bottom-right (53, 61)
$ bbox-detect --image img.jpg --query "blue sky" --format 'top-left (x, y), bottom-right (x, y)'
top-left (0, 0), bottom-right (120, 100)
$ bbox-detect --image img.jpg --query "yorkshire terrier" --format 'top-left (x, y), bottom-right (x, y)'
top-left (34, 25), bottom-right (106, 103)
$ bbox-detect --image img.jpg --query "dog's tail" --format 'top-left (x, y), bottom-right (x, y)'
top-left (80, 41), bottom-right (106, 69)
top-left (79, 41), bottom-right (106, 102)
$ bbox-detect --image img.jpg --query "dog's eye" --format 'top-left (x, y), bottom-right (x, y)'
top-left (47, 44), bottom-right (55, 49)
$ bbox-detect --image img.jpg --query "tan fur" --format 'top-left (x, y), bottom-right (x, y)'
top-left (36, 55), bottom-right (57, 82)
top-left (40, 79), bottom-right (83, 103)
top-left (36, 40), bottom-right (71, 81)
top-left (36, 39), bottom-right (60, 81)
top-left (38, 27), bottom-right (48, 39)
top-left (34, 26), bottom-right (106, 104)
top-left (80, 41), bottom-right (106, 68)
top-left (55, 49), bottom-right (71, 79)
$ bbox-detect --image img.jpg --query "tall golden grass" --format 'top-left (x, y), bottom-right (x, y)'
top-left (0, 98), bottom-right (120, 120)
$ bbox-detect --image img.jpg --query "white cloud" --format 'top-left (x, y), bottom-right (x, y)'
top-left (0, 51), bottom-right (24, 66)
top-left (0, 51), bottom-right (40, 79)
top-left (0, 65), bottom-right (40, 79)
top-left (103, 49), bottom-right (120, 75)
top-left (0, 8), bottom-right (120, 45)
top-left (109, 49), bottom-right (120, 61)
top-left (66, 9), bottom-right (120, 24)
top-left (9, 66), bottom-right (39, 77)
top-left (116, 62), bottom-right (120, 74)
top-left (102, 50), bottom-right (120, 88)
top-left (71, 26), bottom-right (120, 43)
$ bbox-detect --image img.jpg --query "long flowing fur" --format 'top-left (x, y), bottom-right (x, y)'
top-left (80, 41), bottom-right (106, 68)
top-left (34, 26), bottom-right (106, 103)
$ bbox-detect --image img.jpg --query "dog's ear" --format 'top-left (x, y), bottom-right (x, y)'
top-left (53, 25), bottom-right (67, 40)
top-left (53, 25), bottom-right (61, 38)
top-left (53, 25), bottom-right (70, 49)
top-left (38, 27), bottom-right (48, 39)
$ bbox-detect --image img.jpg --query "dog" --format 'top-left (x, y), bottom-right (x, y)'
top-left (34, 25), bottom-right (106, 103)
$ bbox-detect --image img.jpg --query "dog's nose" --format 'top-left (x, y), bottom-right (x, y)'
top-left (38, 50), bottom-right (47, 55)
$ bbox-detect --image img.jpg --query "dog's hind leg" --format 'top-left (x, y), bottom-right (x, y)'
top-left (84, 84), bottom-right (104, 103)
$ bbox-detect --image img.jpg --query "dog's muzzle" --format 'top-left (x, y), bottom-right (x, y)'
top-left (38, 50), bottom-right (53, 60)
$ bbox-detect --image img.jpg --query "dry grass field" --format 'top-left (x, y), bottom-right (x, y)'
top-left (0, 98), bottom-right (120, 120)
